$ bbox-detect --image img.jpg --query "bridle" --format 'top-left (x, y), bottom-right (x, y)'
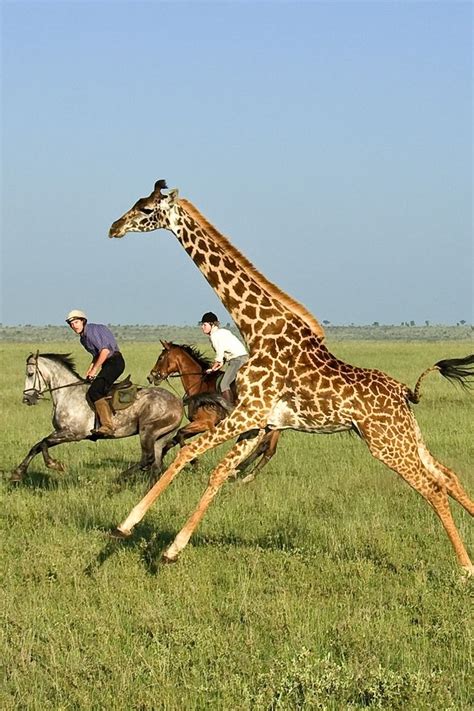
top-left (23, 353), bottom-right (86, 402)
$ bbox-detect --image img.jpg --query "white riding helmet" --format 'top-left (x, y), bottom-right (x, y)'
top-left (66, 309), bottom-right (87, 323)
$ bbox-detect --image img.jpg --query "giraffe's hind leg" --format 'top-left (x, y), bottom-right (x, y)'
top-left (360, 415), bottom-right (473, 576)
top-left (412, 420), bottom-right (474, 516)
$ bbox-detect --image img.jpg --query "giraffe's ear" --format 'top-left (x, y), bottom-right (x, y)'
top-left (168, 188), bottom-right (179, 203)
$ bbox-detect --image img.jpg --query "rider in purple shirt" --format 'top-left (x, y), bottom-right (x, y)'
top-left (66, 310), bottom-right (125, 436)
top-left (80, 323), bottom-right (120, 359)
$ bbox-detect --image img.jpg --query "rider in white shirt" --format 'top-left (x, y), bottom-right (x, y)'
top-left (199, 311), bottom-right (249, 405)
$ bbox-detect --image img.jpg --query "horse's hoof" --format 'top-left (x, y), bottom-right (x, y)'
top-left (47, 461), bottom-right (65, 473)
top-left (110, 527), bottom-right (133, 540)
top-left (10, 470), bottom-right (23, 484)
top-left (460, 565), bottom-right (473, 582)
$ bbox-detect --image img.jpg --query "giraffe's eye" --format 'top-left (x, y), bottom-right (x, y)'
top-left (140, 208), bottom-right (153, 215)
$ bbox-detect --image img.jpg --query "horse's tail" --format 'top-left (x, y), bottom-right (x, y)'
top-left (184, 392), bottom-right (233, 419)
top-left (407, 353), bottom-right (474, 403)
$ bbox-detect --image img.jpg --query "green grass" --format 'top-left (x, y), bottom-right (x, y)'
top-left (1, 340), bottom-right (473, 710)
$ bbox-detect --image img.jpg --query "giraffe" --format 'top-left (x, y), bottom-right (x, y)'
top-left (108, 180), bottom-right (474, 574)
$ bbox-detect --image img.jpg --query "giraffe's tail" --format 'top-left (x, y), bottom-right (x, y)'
top-left (407, 353), bottom-right (474, 403)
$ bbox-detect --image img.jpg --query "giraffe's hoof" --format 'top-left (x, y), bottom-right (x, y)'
top-left (161, 550), bottom-right (179, 564)
top-left (110, 526), bottom-right (133, 540)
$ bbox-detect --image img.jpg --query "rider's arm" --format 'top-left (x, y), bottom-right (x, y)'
top-left (87, 348), bottom-right (111, 378)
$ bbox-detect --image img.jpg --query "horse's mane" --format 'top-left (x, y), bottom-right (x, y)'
top-left (178, 198), bottom-right (325, 341)
top-left (173, 343), bottom-right (213, 371)
top-left (36, 353), bottom-right (84, 380)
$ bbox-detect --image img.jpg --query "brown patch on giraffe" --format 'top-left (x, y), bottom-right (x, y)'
top-left (192, 250), bottom-right (206, 269)
top-left (233, 280), bottom-right (246, 298)
top-left (196, 239), bottom-right (208, 254)
top-left (225, 294), bottom-right (240, 313)
top-left (274, 335), bottom-right (292, 349)
top-left (242, 304), bottom-right (258, 320)
top-left (248, 282), bottom-right (260, 295)
top-left (253, 354), bottom-right (273, 370)
top-left (222, 255), bottom-right (235, 272)
top-left (262, 319), bottom-right (287, 336)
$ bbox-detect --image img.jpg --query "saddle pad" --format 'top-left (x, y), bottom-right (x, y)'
top-left (111, 383), bottom-right (138, 411)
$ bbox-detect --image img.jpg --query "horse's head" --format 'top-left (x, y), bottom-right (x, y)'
top-left (147, 340), bottom-right (179, 385)
top-left (23, 352), bottom-right (45, 405)
top-left (109, 180), bottom-right (180, 239)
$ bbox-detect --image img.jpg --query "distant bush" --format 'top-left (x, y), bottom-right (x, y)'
top-left (1, 323), bottom-right (471, 343)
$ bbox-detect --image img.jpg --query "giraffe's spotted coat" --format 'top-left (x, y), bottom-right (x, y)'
top-left (109, 180), bottom-right (473, 572)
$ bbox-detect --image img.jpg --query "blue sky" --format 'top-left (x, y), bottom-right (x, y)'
top-left (2, 1), bottom-right (472, 326)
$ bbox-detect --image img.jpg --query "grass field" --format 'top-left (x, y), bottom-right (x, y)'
top-left (1, 339), bottom-right (473, 710)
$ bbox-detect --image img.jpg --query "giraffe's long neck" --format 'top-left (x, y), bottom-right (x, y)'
top-left (168, 199), bottom-right (324, 346)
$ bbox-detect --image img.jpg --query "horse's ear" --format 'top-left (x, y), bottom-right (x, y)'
top-left (160, 339), bottom-right (171, 349)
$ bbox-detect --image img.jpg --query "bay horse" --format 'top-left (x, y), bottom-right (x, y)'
top-left (11, 353), bottom-right (183, 484)
top-left (148, 340), bottom-right (280, 477)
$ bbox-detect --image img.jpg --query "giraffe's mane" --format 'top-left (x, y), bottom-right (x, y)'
top-left (178, 199), bottom-right (325, 340)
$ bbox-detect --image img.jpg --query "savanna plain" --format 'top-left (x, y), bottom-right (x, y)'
top-left (1, 335), bottom-right (473, 710)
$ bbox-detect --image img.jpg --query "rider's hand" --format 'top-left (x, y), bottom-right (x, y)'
top-left (206, 363), bottom-right (220, 374)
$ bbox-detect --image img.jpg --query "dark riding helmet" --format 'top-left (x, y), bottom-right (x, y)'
top-left (199, 311), bottom-right (219, 325)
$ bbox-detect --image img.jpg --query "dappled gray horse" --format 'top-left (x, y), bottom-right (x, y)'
top-left (11, 353), bottom-right (183, 484)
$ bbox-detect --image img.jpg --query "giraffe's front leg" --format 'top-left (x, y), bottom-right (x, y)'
top-left (113, 406), bottom-right (268, 537)
top-left (162, 431), bottom-right (266, 563)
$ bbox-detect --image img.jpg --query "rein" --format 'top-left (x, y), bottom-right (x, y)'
top-left (23, 378), bottom-right (86, 398)
top-left (151, 369), bottom-right (211, 400)
top-left (25, 356), bottom-right (155, 400)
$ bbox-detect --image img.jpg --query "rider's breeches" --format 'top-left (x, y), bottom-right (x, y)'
top-left (87, 352), bottom-right (125, 402)
top-left (220, 355), bottom-right (249, 391)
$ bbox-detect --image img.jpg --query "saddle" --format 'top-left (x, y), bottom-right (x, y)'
top-left (107, 375), bottom-right (138, 411)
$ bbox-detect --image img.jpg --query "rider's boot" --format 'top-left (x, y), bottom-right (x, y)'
top-left (92, 397), bottom-right (115, 437)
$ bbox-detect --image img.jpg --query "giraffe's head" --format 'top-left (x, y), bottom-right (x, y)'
top-left (109, 180), bottom-right (179, 238)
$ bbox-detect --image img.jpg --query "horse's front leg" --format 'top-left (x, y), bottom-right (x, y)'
top-left (175, 411), bottom-right (222, 466)
top-left (11, 430), bottom-right (77, 482)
